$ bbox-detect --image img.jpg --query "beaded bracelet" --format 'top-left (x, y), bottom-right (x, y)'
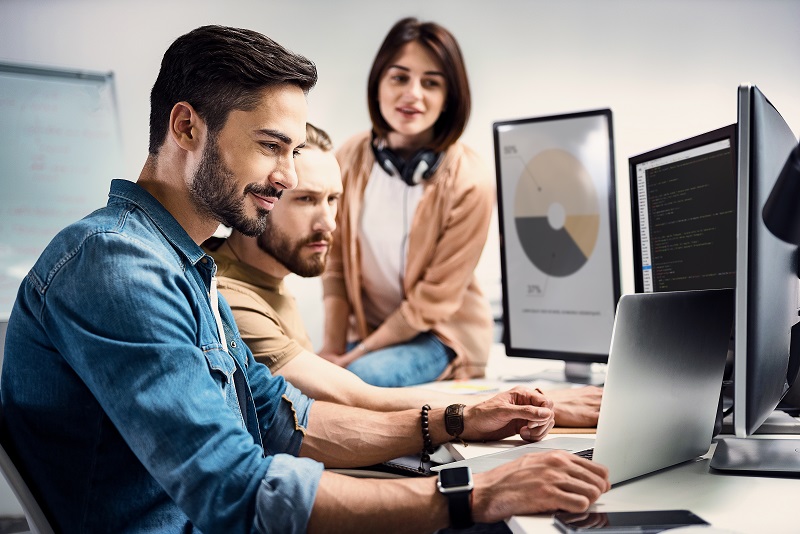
top-left (419, 404), bottom-right (435, 472)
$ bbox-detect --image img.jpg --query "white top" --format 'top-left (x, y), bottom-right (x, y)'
top-left (359, 163), bottom-right (424, 329)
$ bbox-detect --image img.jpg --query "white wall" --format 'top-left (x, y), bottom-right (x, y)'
top-left (1, 0), bottom-right (799, 351)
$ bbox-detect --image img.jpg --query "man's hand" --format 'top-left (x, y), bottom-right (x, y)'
top-left (318, 346), bottom-right (364, 368)
top-left (472, 450), bottom-right (610, 521)
top-left (317, 348), bottom-right (349, 367)
top-left (545, 386), bottom-right (604, 428)
top-left (460, 386), bottom-right (555, 443)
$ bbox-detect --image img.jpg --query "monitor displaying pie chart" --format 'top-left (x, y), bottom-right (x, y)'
top-left (492, 108), bottom-right (619, 368)
top-left (514, 148), bottom-right (600, 277)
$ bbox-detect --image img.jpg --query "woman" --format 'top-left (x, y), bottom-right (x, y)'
top-left (320, 17), bottom-right (495, 387)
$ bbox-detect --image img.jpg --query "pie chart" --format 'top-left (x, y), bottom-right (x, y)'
top-left (514, 149), bottom-right (600, 277)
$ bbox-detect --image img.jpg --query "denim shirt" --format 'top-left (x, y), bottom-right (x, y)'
top-left (1, 179), bottom-right (324, 533)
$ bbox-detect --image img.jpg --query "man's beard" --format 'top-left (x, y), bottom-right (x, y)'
top-left (189, 135), bottom-right (281, 237)
top-left (257, 221), bottom-right (332, 278)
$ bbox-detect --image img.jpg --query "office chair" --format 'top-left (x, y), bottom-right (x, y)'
top-left (0, 403), bottom-right (55, 534)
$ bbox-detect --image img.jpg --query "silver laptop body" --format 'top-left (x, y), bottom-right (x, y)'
top-left (433, 289), bottom-right (734, 485)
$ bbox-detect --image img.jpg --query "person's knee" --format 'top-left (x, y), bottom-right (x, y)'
top-left (348, 356), bottom-right (409, 387)
top-left (347, 344), bottom-right (450, 387)
top-left (346, 358), bottom-right (385, 385)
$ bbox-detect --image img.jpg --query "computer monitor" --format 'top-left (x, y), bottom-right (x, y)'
top-left (629, 125), bottom-right (738, 294)
top-left (709, 85), bottom-right (800, 474)
top-left (729, 85), bottom-right (799, 437)
top-left (493, 109), bottom-right (620, 384)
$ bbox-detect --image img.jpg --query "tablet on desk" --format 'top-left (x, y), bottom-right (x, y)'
top-left (553, 510), bottom-right (710, 533)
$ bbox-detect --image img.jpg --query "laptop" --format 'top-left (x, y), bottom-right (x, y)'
top-left (433, 289), bottom-right (735, 485)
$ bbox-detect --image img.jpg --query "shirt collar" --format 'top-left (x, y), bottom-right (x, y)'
top-left (107, 178), bottom-right (208, 267)
top-left (210, 241), bottom-right (285, 293)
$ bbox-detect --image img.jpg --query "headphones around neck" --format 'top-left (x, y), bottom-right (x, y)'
top-left (371, 132), bottom-right (444, 186)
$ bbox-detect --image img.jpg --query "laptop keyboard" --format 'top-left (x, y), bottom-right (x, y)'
top-left (574, 448), bottom-right (594, 460)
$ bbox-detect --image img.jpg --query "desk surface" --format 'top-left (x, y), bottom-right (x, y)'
top-left (448, 435), bottom-right (800, 534)
top-left (434, 346), bottom-right (800, 534)
top-left (418, 343), bottom-right (607, 398)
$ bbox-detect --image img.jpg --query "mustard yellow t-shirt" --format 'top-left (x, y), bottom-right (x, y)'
top-left (208, 241), bottom-right (313, 372)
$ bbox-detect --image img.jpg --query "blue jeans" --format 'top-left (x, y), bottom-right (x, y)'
top-left (346, 332), bottom-right (454, 387)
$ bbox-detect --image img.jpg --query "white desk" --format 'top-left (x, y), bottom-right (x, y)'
top-left (436, 346), bottom-right (800, 533)
top-left (417, 344), bottom-right (607, 398)
top-left (448, 435), bottom-right (800, 534)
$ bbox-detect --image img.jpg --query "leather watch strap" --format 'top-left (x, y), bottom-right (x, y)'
top-left (444, 403), bottom-right (466, 438)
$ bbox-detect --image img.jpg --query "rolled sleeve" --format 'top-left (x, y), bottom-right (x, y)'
top-left (261, 379), bottom-right (314, 457)
top-left (254, 453), bottom-right (324, 534)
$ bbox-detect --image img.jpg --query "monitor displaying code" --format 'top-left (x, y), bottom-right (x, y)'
top-left (634, 138), bottom-right (736, 293)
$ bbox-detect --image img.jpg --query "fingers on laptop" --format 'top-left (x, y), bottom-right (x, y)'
top-left (493, 390), bottom-right (555, 422)
top-left (506, 385), bottom-right (555, 409)
top-left (519, 416), bottom-right (555, 441)
top-left (462, 393), bottom-right (554, 441)
top-left (471, 450), bottom-right (610, 522)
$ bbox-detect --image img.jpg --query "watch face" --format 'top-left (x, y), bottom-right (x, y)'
top-left (439, 467), bottom-right (472, 487)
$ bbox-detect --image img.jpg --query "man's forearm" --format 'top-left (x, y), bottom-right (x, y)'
top-left (321, 296), bottom-right (350, 354)
top-left (308, 472), bottom-right (448, 534)
top-left (380, 387), bottom-right (491, 411)
top-left (300, 401), bottom-right (451, 467)
top-left (277, 351), bottom-right (488, 412)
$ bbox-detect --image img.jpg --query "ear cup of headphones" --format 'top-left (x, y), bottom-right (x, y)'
top-left (372, 143), bottom-right (404, 178)
top-left (371, 135), bottom-right (443, 186)
top-left (404, 149), bottom-right (443, 185)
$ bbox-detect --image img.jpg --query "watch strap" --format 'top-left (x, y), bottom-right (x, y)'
top-left (446, 488), bottom-right (474, 529)
top-left (444, 403), bottom-right (466, 437)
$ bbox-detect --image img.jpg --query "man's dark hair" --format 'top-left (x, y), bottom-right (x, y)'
top-left (149, 25), bottom-right (318, 155)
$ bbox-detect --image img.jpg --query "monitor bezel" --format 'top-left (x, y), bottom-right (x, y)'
top-left (493, 108), bottom-right (620, 365)
top-left (628, 124), bottom-right (738, 294)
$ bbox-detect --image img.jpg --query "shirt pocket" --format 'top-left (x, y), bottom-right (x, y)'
top-left (202, 346), bottom-right (239, 411)
top-left (204, 346), bottom-right (236, 381)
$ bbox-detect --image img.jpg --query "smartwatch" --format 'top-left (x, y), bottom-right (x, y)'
top-left (437, 466), bottom-right (474, 529)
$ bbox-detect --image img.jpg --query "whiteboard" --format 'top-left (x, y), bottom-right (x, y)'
top-left (0, 63), bottom-right (123, 319)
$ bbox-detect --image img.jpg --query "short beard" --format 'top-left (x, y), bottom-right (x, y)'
top-left (257, 220), bottom-right (331, 278)
top-left (189, 134), bottom-right (282, 237)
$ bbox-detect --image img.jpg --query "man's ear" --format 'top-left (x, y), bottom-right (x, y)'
top-left (168, 102), bottom-right (205, 152)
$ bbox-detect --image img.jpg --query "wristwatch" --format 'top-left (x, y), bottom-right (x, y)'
top-left (437, 466), bottom-right (474, 529)
top-left (444, 403), bottom-right (466, 438)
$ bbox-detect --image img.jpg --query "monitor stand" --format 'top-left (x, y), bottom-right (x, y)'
top-left (501, 361), bottom-right (606, 386)
top-left (710, 436), bottom-right (800, 475)
top-left (711, 409), bottom-right (800, 475)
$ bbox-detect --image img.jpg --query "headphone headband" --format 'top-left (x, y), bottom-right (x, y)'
top-left (371, 133), bottom-right (443, 186)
